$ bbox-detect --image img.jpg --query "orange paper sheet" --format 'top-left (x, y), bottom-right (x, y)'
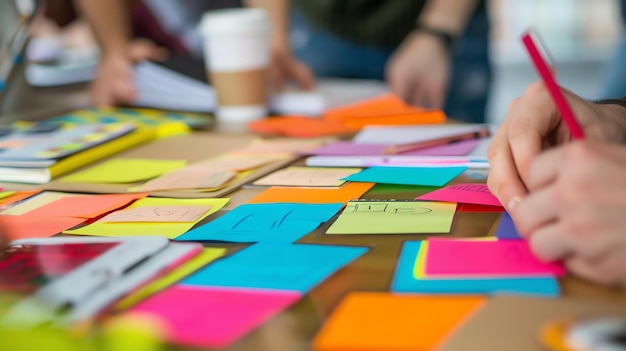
top-left (312, 292), bottom-right (485, 351)
top-left (248, 116), bottom-right (357, 137)
top-left (22, 193), bottom-right (148, 219)
top-left (323, 94), bottom-right (445, 128)
top-left (0, 215), bottom-right (86, 241)
top-left (247, 182), bottom-right (374, 204)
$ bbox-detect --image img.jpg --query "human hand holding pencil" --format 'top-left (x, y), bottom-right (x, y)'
top-left (487, 29), bottom-right (626, 288)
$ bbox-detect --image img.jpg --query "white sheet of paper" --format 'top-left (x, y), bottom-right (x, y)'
top-left (353, 124), bottom-right (491, 145)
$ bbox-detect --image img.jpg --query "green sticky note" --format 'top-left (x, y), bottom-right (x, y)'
top-left (326, 200), bottom-right (457, 234)
top-left (61, 158), bottom-right (187, 183)
top-left (64, 198), bottom-right (229, 239)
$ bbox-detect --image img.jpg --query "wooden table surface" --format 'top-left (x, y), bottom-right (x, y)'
top-left (2, 64), bottom-right (625, 351)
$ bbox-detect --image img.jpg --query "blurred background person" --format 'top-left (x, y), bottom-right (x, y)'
top-left (600, 0), bottom-right (626, 99)
top-left (42, 0), bottom-right (490, 123)
top-left (287, 0), bottom-right (492, 123)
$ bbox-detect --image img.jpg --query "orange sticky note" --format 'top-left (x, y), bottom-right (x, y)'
top-left (324, 94), bottom-right (422, 121)
top-left (312, 292), bottom-right (485, 351)
top-left (247, 182), bottom-right (374, 204)
top-left (323, 94), bottom-right (445, 128)
top-left (21, 193), bottom-right (149, 219)
top-left (0, 215), bottom-right (86, 241)
top-left (248, 116), bottom-right (357, 137)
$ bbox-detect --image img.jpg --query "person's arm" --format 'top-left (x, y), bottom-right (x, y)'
top-left (75, 0), bottom-right (130, 58)
top-left (417, 0), bottom-right (479, 37)
top-left (74, 0), bottom-right (166, 106)
top-left (386, 0), bottom-right (479, 109)
top-left (244, 0), bottom-right (314, 91)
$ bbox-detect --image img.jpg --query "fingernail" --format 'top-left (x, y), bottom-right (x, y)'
top-left (507, 196), bottom-right (521, 212)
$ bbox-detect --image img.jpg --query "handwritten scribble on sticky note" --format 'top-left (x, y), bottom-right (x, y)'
top-left (253, 167), bottom-right (360, 187)
top-left (326, 200), bottom-right (456, 234)
top-left (101, 205), bottom-right (212, 223)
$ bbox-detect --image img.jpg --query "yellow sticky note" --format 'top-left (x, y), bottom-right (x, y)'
top-left (115, 247), bottom-right (227, 310)
top-left (0, 191), bottom-right (16, 200)
top-left (326, 201), bottom-right (457, 234)
top-left (253, 167), bottom-right (361, 187)
top-left (413, 240), bottom-right (429, 278)
top-left (61, 158), bottom-right (187, 183)
top-left (64, 197), bottom-right (229, 239)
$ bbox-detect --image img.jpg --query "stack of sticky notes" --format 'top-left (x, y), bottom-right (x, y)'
top-left (249, 93), bottom-right (447, 138)
top-left (392, 238), bottom-right (561, 296)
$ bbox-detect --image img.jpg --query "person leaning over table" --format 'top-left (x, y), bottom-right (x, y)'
top-left (487, 81), bottom-right (626, 289)
top-left (77, 0), bottom-right (491, 124)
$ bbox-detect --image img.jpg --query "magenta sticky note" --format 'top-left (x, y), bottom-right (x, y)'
top-left (416, 183), bottom-right (502, 207)
top-left (424, 239), bottom-right (566, 277)
top-left (130, 285), bottom-right (301, 349)
top-left (305, 139), bottom-right (479, 156)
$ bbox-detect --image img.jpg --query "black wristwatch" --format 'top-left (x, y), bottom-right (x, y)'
top-left (414, 24), bottom-right (456, 50)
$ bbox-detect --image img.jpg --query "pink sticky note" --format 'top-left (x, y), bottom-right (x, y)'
top-left (130, 285), bottom-right (301, 349)
top-left (416, 183), bottom-right (502, 207)
top-left (424, 239), bottom-right (565, 277)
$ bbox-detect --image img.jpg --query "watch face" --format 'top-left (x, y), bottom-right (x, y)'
top-left (0, 242), bottom-right (119, 295)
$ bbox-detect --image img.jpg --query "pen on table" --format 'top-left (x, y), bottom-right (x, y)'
top-left (521, 29), bottom-right (585, 139)
top-left (381, 127), bottom-right (491, 155)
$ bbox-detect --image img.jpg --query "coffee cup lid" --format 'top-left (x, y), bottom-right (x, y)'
top-left (199, 8), bottom-right (269, 37)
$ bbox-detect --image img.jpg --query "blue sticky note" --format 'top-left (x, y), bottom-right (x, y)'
top-left (182, 243), bottom-right (368, 293)
top-left (495, 212), bottom-right (522, 239)
top-left (175, 203), bottom-right (343, 243)
top-left (391, 241), bottom-right (560, 296)
top-left (342, 166), bottom-right (466, 187)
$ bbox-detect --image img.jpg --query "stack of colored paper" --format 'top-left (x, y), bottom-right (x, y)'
top-left (392, 239), bottom-right (561, 296)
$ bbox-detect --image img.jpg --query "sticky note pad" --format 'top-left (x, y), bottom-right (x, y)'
top-left (326, 200), bottom-right (456, 234)
top-left (252, 167), bottom-right (361, 187)
top-left (100, 205), bottom-right (212, 223)
top-left (61, 158), bottom-right (186, 183)
top-left (116, 248), bottom-right (227, 310)
top-left (248, 182), bottom-right (374, 204)
top-left (391, 241), bottom-right (560, 296)
top-left (64, 198), bottom-right (229, 239)
top-left (416, 183), bottom-right (502, 207)
top-left (130, 285), bottom-right (301, 349)
top-left (341, 166), bottom-right (466, 187)
top-left (176, 203), bottom-right (343, 243)
top-left (22, 193), bottom-right (148, 219)
top-left (425, 238), bottom-right (566, 277)
top-left (182, 243), bottom-right (368, 293)
top-left (0, 215), bottom-right (86, 242)
top-left (312, 292), bottom-right (484, 351)
top-left (495, 212), bottom-right (522, 239)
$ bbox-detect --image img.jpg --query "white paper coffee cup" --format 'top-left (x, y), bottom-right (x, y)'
top-left (199, 8), bottom-right (270, 125)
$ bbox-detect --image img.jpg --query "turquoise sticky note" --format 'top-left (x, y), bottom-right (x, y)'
top-left (391, 241), bottom-right (560, 296)
top-left (182, 243), bottom-right (368, 293)
top-left (175, 203), bottom-right (343, 243)
top-left (342, 166), bottom-right (466, 187)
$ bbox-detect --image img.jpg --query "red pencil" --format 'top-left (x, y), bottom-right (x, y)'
top-left (521, 29), bottom-right (585, 139)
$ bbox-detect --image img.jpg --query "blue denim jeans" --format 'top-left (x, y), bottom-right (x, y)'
top-left (290, 5), bottom-right (491, 123)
